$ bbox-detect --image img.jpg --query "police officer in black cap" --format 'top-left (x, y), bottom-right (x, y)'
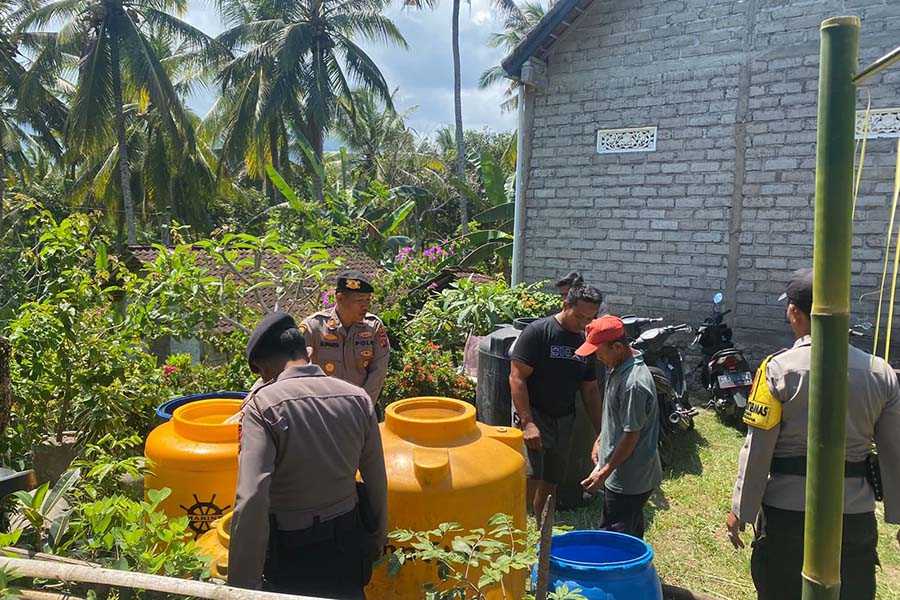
top-left (229, 311), bottom-right (388, 598)
top-left (727, 268), bottom-right (900, 600)
top-left (302, 270), bottom-right (391, 412)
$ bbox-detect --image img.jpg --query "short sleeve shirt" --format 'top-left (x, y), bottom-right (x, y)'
top-left (509, 315), bottom-right (597, 418)
top-left (599, 352), bottom-right (662, 495)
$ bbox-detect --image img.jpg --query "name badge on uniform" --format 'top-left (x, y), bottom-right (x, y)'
top-left (743, 356), bottom-right (782, 430)
top-left (358, 331), bottom-right (373, 339)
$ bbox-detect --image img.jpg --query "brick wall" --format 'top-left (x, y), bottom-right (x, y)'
top-left (522, 0), bottom-right (900, 362)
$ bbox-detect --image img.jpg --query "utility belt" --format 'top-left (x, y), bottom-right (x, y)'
top-left (770, 454), bottom-right (884, 501)
top-left (269, 505), bottom-right (362, 548)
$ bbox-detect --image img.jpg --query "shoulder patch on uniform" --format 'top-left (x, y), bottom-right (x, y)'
top-left (743, 355), bottom-right (782, 430)
top-left (365, 313), bottom-right (384, 325)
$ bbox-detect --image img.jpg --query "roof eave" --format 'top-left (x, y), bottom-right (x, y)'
top-left (501, 0), bottom-right (591, 79)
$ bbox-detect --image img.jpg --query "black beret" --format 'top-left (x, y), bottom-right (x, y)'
top-left (779, 268), bottom-right (813, 314)
top-left (336, 270), bottom-right (374, 294)
top-left (246, 311), bottom-right (297, 363)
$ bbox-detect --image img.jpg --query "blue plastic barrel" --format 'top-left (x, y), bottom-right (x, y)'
top-left (155, 391), bottom-right (247, 422)
top-left (535, 530), bottom-right (663, 599)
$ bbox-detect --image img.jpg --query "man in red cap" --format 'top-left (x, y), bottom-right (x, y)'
top-left (577, 315), bottom-right (661, 539)
top-left (509, 286), bottom-right (604, 518)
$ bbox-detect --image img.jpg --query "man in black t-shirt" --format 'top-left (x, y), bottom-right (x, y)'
top-left (510, 286), bottom-right (605, 518)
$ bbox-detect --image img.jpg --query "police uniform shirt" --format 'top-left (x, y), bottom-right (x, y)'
top-left (227, 365), bottom-right (388, 590)
top-left (731, 335), bottom-right (900, 524)
top-left (302, 307), bottom-right (391, 404)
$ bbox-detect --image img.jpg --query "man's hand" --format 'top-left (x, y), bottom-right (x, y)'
top-left (522, 421), bottom-right (542, 450)
top-left (726, 511), bottom-right (746, 549)
top-left (591, 436), bottom-right (601, 465)
top-left (581, 464), bottom-right (610, 493)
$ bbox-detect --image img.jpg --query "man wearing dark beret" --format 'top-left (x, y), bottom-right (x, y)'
top-left (229, 311), bottom-right (388, 598)
top-left (302, 270), bottom-right (391, 414)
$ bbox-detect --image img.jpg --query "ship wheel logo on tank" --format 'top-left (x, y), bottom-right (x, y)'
top-left (180, 494), bottom-right (230, 535)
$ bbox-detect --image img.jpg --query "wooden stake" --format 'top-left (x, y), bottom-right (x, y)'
top-left (534, 494), bottom-right (556, 600)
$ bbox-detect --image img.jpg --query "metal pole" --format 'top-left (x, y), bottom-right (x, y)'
top-left (511, 66), bottom-right (532, 286)
top-left (802, 16), bottom-right (858, 600)
top-left (853, 45), bottom-right (900, 85)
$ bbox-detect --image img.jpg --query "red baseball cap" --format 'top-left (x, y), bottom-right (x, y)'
top-left (575, 315), bottom-right (626, 357)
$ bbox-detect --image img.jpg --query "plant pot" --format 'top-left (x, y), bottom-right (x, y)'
top-left (32, 432), bottom-right (78, 484)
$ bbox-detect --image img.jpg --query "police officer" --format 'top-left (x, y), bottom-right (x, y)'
top-left (303, 270), bottom-right (391, 409)
top-left (228, 312), bottom-right (388, 599)
top-left (726, 268), bottom-right (900, 600)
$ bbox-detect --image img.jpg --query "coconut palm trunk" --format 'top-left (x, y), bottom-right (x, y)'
top-left (109, 34), bottom-right (136, 245)
top-left (451, 0), bottom-right (467, 234)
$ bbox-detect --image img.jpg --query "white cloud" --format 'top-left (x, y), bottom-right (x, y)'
top-left (182, 1), bottom-right (516, 133)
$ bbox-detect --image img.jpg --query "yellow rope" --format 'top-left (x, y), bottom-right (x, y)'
top-left (881, 138), bottom-right (900, 362)
top-left (852, 93), bottom-right (871, 219)
top-left (872, 137), bottom-right (899, 355)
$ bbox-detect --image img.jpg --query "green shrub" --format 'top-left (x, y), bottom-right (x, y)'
top-left (406, 278), bottom-right (559, 351)
top-left (381, 341), bottom-right (475, 406)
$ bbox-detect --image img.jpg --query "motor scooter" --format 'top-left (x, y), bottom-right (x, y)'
top-left (620, 315), bottom-right (697, 440)
top-left (692, 293), bottom-right (753, 421)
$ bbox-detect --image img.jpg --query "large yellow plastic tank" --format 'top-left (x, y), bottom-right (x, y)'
top-left (367, 397), bottom-right (527, 599)
top-left (144, 399), bottom-right (241, 537)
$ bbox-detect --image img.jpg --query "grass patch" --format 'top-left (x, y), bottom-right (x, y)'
top-left (555, 410), bottom-right (900, 599)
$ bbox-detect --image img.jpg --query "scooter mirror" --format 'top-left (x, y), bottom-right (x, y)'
top-left (713, 292), bottom-right (724, 305)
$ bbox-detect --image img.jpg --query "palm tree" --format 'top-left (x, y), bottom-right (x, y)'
top-left (16, 0), bottom-right (215, 245)
top-left (0, 0), bottom-right (67, 224)
top-left (210, 0), bottom-right (406, 201)
top-left (402, 0), bottom-right (518, 234)
top-left (479, 1), bottom-right (545, 112)
top-left (332, 88), bottom-right (416, 185)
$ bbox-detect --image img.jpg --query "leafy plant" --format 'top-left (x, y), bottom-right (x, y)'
top-left (0, 566), bottom-right (21, 600)
top-left (60, 488), bottom-right (207, 578)
top-left (70, 435), bottom-right (148, 501)
top-left (9, 468), bottom-right (81, 552)
top-left (407, 278), bottom-right (559, 351)
top-left (388, 513), bottom-right (536, 599)
top-left (387, 514), bottom-right (586, 600)
top-left (381, 341), bottom-right (475, 407)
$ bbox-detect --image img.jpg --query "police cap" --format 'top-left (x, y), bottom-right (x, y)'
top-left (246, 311), bottom-right (298, 363)
top-left (779, 267), bottom-right (813, 315)
top-left (336, 270), bottom-right (374, 294)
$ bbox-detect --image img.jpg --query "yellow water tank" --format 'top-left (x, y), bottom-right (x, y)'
top-left (144, 399), bottom-right (241, 537)
top-left (367, 397), bottom-right (527, 599)
top-left (196, 511), bottom-right (232, 580)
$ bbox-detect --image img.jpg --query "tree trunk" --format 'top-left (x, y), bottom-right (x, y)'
top-left (0, 168), bottom-right (5, 228)
top-left (269, 127), bottom-right (281, 201)
top-left (452, 0), bottom-right (468, 234)
top-left (110, 37), bottom-right (136, 246)
top-left (311, 123), bottom-right (325, 203)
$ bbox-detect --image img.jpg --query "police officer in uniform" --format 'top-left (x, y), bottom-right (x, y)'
top-left (727, 268), bottom-right (900, 600)
top-left (228, 312), bottom-right (388, 599)
top-left (303, 271), bottom-right (391, 410)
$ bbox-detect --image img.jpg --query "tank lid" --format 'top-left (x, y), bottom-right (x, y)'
top-left (385, 397), bottom-right (477, 443)
top-left (172, 399), bottom-right (242, 443)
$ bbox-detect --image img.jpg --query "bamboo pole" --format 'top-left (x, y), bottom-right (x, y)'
top-left (0, 557), bottom-right (324, 600)
top-left (803, 16), bottom-right (859, 600)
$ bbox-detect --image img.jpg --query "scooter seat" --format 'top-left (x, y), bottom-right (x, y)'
top-left (711, 348), bottom-right (743, 361)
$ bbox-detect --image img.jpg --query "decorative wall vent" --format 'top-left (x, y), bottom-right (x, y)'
top-left (596, 126), bottom-right (657, 154)
top-left (856, 108), bottom-right (900, 140)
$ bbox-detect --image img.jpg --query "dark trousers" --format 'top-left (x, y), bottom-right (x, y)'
top-left (599, 488), bottom-right (653, 539)
top-left (263, 507), bottom-right (374, 600)
top-left (751, 505), bottom-right (878, 600)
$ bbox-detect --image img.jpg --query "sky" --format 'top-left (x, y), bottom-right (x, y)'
top-left (183, 0), bottom-right (518, 138)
